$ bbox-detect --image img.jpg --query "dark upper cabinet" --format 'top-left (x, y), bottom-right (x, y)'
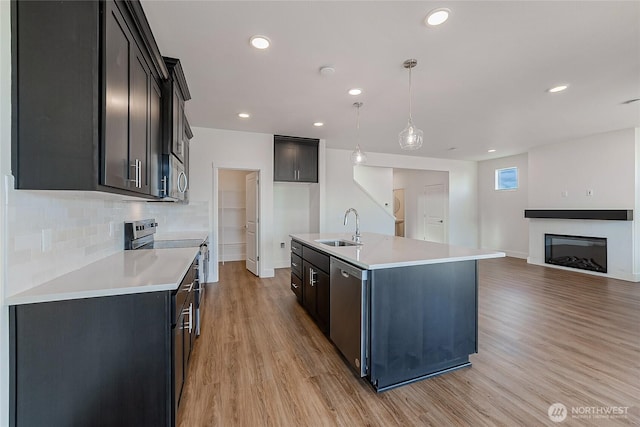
top-left (11, 0), bottom-right (168, 198)
top-left (274, 135), bottom-right (319, 183)
top-left (162, 58), bottom-right (191, 164)
top-left (149, 80), bottom-right (163, 198)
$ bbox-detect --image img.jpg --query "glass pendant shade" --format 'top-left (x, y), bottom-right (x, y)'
top-left (398, 118), bottom-right (423, 150)
top-left (351, 144), bottom-right (367, 165)
top-left (351, 102), bottom-right (367, 165)
top-left (399, 59), bottom-right (423, 150)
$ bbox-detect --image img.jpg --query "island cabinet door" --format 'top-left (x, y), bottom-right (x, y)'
top-left (314, 268), bottom-right (330, 335)
top-left (302, 261), bottom-right (317, 317)
top-left (368, 260), bottom-right (478, 391)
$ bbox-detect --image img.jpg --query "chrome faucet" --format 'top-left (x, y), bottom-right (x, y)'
top-left (343, 208), bottom-right (361, 243)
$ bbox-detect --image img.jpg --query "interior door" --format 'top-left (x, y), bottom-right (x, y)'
top-left (245, 171), bottom-right (259, 276)
top-left (423, 184), bottom-right (446, 243)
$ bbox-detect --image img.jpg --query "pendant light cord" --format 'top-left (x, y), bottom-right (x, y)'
top-left (408, 65), bottom-right (413, 122)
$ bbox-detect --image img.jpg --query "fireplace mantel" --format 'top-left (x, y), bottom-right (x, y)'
top-left (524, 210), bottom-right (633, 221)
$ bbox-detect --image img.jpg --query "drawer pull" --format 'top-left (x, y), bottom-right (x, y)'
top-left (291, 283), bottom-right (299, 289)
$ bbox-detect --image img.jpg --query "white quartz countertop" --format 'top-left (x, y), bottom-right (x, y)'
top-left (6, 247), bottom-right (200, 305)
top-left (290, 232), bottom-right (505, 270)
top-left (154, 230), bottom-right (209, 242)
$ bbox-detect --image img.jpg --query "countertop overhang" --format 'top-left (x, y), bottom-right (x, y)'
top-left (6, 247), bottom-right (200, 305)
top-left (290, 232), bottom-right (505, 270)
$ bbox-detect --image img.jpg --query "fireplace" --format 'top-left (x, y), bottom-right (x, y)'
top-left (545, 234), bottom-right (607, 273)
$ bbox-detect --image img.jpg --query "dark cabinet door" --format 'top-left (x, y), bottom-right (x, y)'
top-left (129, 49), bottom-right (151, 194)
top-left (274, 141), bottom-right (297, 181)
top-left (171, 86), bottom-right (186, 163)
top-left (149, 80), bottom-right (163, 197)
top-left (296, 142), bottom-right (319, 183)
top-left (302, 261), bottom-right (318, 317)
top-left (103, 2), bottom-right (151, 195)
top-left (315, 267), bottom-right (330, 334)
top-left (274, 137), bottom-right (319, 183)
top-left (174, 310), bottom-right (185, 415)
top-left (103, 2), bottom-right (131, 190)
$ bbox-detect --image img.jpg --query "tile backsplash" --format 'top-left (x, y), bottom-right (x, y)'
top-left (5, 176), bottom-right (209, 296)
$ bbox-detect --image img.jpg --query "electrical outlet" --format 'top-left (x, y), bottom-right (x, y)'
top-left (586, 189), bottom-right (594, 196)
top-left (280, 242), bottom-right (285, 249)
top-left (561, 191), bottom-right (568, 198)
top-left (109, 222), bottom-right (115, 237)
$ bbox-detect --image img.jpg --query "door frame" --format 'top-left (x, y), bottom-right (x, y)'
top-left (214, 167), bottom-right (261, 275)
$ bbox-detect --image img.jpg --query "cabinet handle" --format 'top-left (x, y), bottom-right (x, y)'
top-left (182, 304), bottom-right (193, 333)
top-left (309, 268), bottom-right (317, 287)
top-left (291, 262), bottom-right (298, 267)
top-left (178, 171), bottom-right (188, 193)
top-left (129, 159), bottom-right (141, 188)
top-left (291, 283), bottom-right (299, 289)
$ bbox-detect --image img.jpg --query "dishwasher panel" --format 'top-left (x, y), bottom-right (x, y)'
top-left (330, 257), bottom-right (368, 377)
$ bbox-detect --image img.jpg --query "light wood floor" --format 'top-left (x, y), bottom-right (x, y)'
top-left (177, 258), bottom-right (639, 426)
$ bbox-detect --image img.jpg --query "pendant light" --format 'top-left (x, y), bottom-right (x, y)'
top-left (351, 102), bottom-right (367, 165)
top-left (398, 59), bottom-right (423, 150)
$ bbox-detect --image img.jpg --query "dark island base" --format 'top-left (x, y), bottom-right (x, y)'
top-left (368, 260), bottom-right (478, 392)
top-left (375, 358), bottom-right (472, 392)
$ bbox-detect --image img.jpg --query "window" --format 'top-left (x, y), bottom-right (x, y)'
top-left (495, 167), bottom-right (518, 190)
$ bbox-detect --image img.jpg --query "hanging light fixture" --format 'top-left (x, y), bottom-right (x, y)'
top-left (351, 102), bottom-right (367, 165)
top-left (398, 59), bottom-right (423, 150)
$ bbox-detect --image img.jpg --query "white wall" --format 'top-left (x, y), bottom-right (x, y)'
top-left (273, 183), bottom-right (316, 268)
top-left (323, 150), bottom-right (395, 235)
top-left (188, 127), bottom-right (276, 281)
top-left (353, 166), bottom-right (395, 218)
top-left (527, 129), bottom-right (638, 281)
top-left (393, 169), bottom-right (449, 242)
top-left (478, 153), bottom-right (529, 258)
top-left (528, 129), bottom-right (635, 209)
top-left (324, 149), bottom-right (479, 248)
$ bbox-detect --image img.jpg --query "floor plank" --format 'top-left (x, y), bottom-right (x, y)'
top-left (178, 258), bottom-right (639, 426)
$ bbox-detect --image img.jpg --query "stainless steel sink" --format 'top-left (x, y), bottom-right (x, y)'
top-left (316, 239), bottom-right (359, 247)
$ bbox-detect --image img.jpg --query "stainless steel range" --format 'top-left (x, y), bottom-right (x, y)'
top-left (124, 219), bottom-right (209, 336)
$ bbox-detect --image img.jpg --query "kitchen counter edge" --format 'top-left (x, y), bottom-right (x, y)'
top-left (6, 247), bottom-right (200, 306)
top-left (290, 232), bottom-right (505, 270)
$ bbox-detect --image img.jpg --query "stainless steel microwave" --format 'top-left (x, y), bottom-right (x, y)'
top-left (161, 154), bottom-right (188, 202)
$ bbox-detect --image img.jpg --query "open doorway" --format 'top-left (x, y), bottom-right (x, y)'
top-left (394, 169), bottom-right (449, 243)
top-left (217, 169), bottom-right (260, 276)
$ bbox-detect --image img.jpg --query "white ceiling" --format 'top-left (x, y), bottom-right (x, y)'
top-left (143, 1), bottom-right (640, 161)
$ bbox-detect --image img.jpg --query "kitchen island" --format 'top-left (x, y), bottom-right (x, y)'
top-left (290, 232), bottom-right (504, 392)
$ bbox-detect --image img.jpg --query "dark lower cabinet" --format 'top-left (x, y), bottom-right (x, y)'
top-left (292, 239), bottom-right (330, 335)
top-left (9, 260), bottom-right (198, 427)
top-left (9, 292), bottom-right (172, 427)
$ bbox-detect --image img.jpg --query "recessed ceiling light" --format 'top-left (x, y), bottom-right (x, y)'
top-left (547, 85), bottom-right (568, 93)
top-left (249, 35), bottom-right (270, 49)
top-left (348, 88), bottom-right (362, 96)
top-left (488, 149), bottom-right (496, 153)
top-left (425, 8), bottom-right (451, 26)
top-left (238, 112), bottom-right (250, 119)
top-left (313, 122), bottom-right (324, 127)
